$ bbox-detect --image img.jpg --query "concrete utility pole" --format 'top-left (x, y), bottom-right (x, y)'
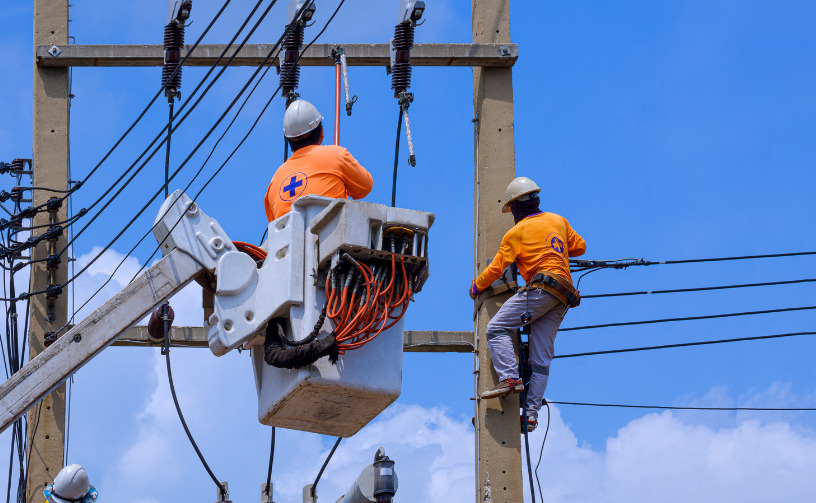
top-left (29, 0), bottom-right (70, 500)
top-left (472, 0), bottom-right (522, 502)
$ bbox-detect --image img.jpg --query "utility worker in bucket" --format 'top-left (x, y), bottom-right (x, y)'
top-left (264, 99), bottom-right (373, 222)
top-left (44, 464), bottom-right (98, 503)
top-left (470, 176), bottom-right (586, 433)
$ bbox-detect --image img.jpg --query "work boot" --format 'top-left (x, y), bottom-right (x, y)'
top-left (521, 415), bottom-right (537, 433)
top-left (479, 378), bottom-right (524, 399)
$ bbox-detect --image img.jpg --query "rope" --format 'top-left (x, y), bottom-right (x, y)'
top-left (560, 305), bottom-right (816, 332)
top-left (554, 331), bottom-right (816, 359)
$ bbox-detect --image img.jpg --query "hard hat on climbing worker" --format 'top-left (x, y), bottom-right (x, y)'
top-left (44, 464), bottom-right (98, 503)
top-left (502, 176), bottom-right (541, 213)
top-left (283, 99), bottom-right (324, 139)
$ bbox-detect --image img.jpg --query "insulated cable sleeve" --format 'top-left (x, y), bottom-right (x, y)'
top-left (548, 401), bottom-right (816, 411)
top-left (554, 331), bottom-right (816, 359)
top-left (559, 305), bottom-right (816, 332)
top-left (582, 278), bottom-right (816, 298)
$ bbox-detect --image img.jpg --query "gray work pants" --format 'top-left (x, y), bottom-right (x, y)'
top-left (485, 289), bottom-right (566, 420)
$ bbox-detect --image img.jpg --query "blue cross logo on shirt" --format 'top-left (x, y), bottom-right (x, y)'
top-left (279, 172), bottom-right (307, 202)
top-left (551, 236), bottom-right (565, 253)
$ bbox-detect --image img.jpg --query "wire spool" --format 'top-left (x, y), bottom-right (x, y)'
top-left (147, 303), bottom-right (175, 342)
top-left (391, 22), bottom-right (415, 97)
top-left (280, 23), bottom-right (305, 98)
top-left (162, 22), bottom-right (185, 98)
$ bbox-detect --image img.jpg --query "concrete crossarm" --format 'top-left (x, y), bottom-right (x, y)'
top-left (36, 43), bottom-right (518, 68)
top-left (114, 327), bottom-right (475, 352)
top-left (0, 249), bottom-right (204, 434)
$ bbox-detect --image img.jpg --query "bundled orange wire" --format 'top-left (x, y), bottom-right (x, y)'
top-left (233, 241), bottom-right (267, 262)
top-left (326, 253), bottom-right (412, 354)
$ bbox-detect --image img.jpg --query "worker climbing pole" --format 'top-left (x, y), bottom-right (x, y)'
top-left (390, 0), bottom-right (425, 206)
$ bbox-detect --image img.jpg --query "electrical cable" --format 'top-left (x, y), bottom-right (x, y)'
top-left (59, 0), bottom-right (277, 254)
top-left (534, 400), bottom-right (550, 503)
top-left (570, 251), bottom-right (816, 271)
top-left (52, 0), bottom-right (324, 333)
top-left (162, 303), bottom-right (226, 499)
top-left (559, 305), bottom-right (816, 332)
top-left (582, 278), bottom-right (816, 299)
top-left (264, 427), bottom-right (275, 496)
top-left (548, 401), bottom-right (816, 411)
top-left (164, 101), bottom-right (175, 199)
top-left (311, 437), bottom-right (342, 498)
top-left (24, 0), bottom-right (233, 216)
top-left (53, 0), bottom-right (294, 294)
top-left (554, 331), bottom-right (816, 359)
top-left (391, 107), bottom-right (403, 207)
top-left (518, 331), bottom-right (536, 503)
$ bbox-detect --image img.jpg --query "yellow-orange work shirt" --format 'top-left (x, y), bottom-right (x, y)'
top-left (264, 144), bottom-right (373, 221)
top-left (475, 212), bottom-right (586, 291)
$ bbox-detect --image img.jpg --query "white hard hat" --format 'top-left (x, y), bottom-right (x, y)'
top-left (502, 176), bottom-right (541, 213)
top-left (283, 99), bottom-right (324, 140)
top-left (45, 465), bottom-right (97, 503)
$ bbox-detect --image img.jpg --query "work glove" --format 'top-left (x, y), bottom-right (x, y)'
top-left (469, 280), bottom-right (481, 300)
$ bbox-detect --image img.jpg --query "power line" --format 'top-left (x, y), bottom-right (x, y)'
top-left (560, 305), bottom-right (816, 332)
top-left (61, 0), bottom-right (275, 252)
top-left (23, 0), bottom-right (233, 216)
top-left (570, 251), bottom-right (816, 271)
top-left (548, 401), bottom-right (816, 411)
top-left (554, 331), bottom-right (816, 359)
top-left (53, 0), bottom-right (321, 331)
top-left (583, 278), bottom-right (816, 299)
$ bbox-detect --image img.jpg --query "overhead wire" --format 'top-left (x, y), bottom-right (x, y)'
top-left (20, 0), bottom-right (233, 217)
top-left (559, 305), bottom-right (816, 332)
top-left (58, 0), bottom-right (276, 255)
top-left (51, 0), bottom-right (295, 296)
top-left (53, 0), bottom-right (327, 335)
top-left (583, 278), bottom-right (816, 299)
top-left (548, 401), bottom-right (816, 411)
top-left (554, 331), bottom-right (816, 359)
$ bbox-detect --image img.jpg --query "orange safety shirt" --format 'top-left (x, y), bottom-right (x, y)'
top-left (475, 212), bottom-right (586, 291)
top-left (264, 144), bottom-right (373, 221)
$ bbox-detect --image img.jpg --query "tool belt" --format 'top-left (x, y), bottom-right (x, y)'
top-left (520, 271), bottom-right (581, 308)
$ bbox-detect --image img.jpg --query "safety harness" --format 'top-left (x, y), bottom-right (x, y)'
top-left (520, 271), bottom-right (581, 308)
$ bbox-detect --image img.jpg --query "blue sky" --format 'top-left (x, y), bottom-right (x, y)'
top-left (1, 1), bottom-right (815, 502)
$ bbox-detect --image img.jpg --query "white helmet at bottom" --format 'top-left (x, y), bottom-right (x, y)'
top-left (283, 99), bottom-right (324, 140)
top-left (502, 176), bottom-right (541, 213)
top-left (45, 464), bottom-right (97, 503)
